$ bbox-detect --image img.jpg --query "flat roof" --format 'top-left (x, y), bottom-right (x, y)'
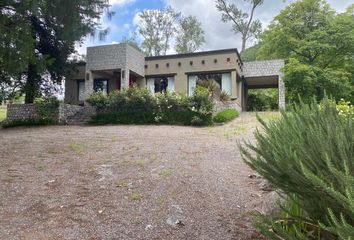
top-left (145, 48), bottom-right (242, 64)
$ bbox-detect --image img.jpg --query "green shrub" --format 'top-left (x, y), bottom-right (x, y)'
top-left (86, 91), bottom-right (108, 111)
top-left (87, 86), bottom-right (214, 126)
top-left (219, 90), bottom-right (231, 102)
top-left (240, 98), bottom-right (354, 239)
top-left (247, 89), bottom-right (278, 111)
top-left (213, 109), bottom-right (239, 123)
top-left (34, 95), bottom-right (59, 120)
top-left (336, 99), bottom-right (354, 119)
top-left (2, 118), bottom-right (54, 128)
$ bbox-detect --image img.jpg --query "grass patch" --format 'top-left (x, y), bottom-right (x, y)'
top-left (131, 191), bottom-right (142, 200)
top-left (159, 168), bottom-right (173, 177)
top-left (213, 109), bottom-right (239, 123)
top-left (0, 107), bottom-right (6, 122)
top-left (67, 142), bottom-right (85, 153)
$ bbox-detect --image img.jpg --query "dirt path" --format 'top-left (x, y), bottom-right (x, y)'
top-left (0, 112), bottom-right (278, 240)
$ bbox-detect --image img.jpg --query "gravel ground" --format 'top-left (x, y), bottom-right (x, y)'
top-left (0, 112), bottom-right (279, 240)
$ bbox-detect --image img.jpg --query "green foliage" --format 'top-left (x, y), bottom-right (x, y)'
top-left (0, 0), bottom-right (112, 103)
top-left (257, 0), bottom-right (354, 103)
top-left (138, 7), bottom-right (181, 56)
top-left (175, 16), bottom-right (205, 54)
top-left (241, 98), bottom-right (354, 239)
top-left (88, 86), bottom-right (214, 126)
top-left (0, 107), bottom-right (6, 122)
top-left (2, 118), bottom-right (54, 128)
top-left (213, 109), bottom-right (239, 123)
top-left (215, 0), bottom-right (263, 52)
top-left (248, 89), bottom-right (278, 111)
top-left (241, 43), bottom-right (262, 62)
top-left (336, 99), bottom-right (354, 119)
top-left (86, 92), bottom-right (108, 111)
top-left (219, 90), bottom-right (231, 102)
top-left (284, 58), bottom-right (352, 103)
top-left (34, 95), bottom-right (59, 120)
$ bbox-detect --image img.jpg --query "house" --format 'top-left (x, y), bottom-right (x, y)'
top-left (64, 43), bottom-right (285, 111)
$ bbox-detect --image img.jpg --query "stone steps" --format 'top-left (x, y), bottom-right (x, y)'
top-left (66, 108), bottom-right (93, 125)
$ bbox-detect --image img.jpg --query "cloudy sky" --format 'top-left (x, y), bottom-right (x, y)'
top-left (76, 0), bottom-right (354, 55)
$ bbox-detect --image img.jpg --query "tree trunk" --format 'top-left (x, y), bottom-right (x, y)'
top-left (24, 63), bottom-right (38, 103)
top-left (241, 37), bottom-right (247, 53)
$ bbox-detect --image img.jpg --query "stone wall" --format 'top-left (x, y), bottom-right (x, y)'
top-left (214, 100), bottom-right (242, 113)
top-left (6, 104), bottom-right (58, 123)
top-left (5, 103), bottom-right (95, 125)
top-left (58, 104), bottom-right (84, 124)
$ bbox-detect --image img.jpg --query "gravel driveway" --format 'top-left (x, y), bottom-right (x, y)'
top-left (0, 112), bottom-right (278, 240)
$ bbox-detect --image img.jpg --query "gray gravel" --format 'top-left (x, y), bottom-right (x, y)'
top-left (0, 112), bottom-right (279, 239)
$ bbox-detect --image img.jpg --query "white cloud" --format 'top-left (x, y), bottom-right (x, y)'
top-left (109, 0), bottom-right (135, 6)
top-left (164, 0), bottom-right (354, 52)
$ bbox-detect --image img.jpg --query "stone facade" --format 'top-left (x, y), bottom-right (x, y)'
top-left (6, 104), bottom-right (54, 122)
top-left (243, 60), bottom-right (284, 78)
top-left (6, 104), bottom-right (95, 125)
top-left (214, 100), bottom-right (242, 113)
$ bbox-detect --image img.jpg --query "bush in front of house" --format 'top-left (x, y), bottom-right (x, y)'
top-left (213, 108), bottom-right (239, 123)
top-left (87, 86), bottom-right (214, 126)
top-left (240, 98), bottom-right (354, 239)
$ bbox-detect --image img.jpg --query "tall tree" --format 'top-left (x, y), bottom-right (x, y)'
top-left (257, 0), bottom-right (354, 103)
top-left (216, 0), bottom-right (263, 53)
top-left (138, 7), bottom-right (180, 56)
top-left (175, 16), bottom-right (205, 54)
top-left (0, 0), bottom-right (112, 103)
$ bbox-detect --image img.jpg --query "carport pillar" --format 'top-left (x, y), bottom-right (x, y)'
top-left (121, 68), bottom-right (130, 89)
top-left (278, 73), bottom-right (285, 109)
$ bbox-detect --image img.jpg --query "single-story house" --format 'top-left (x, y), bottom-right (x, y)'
top-left (64, 43), bottom-right (285, 111)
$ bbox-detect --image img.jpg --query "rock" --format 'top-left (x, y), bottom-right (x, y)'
top-left (259, 180), bottom-right (275, 191)
top-left (145, 224), bottom-right (153, 231)
top-left (248, 174), bottom-right (261, 179)
top-left (257, 191), bottom-right (284, 217)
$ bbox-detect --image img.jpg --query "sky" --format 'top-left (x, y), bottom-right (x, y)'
top-left (76, 0), bottom-right (354, 55)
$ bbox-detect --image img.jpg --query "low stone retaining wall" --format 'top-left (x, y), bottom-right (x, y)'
top-left (6, 104), bottom-right (58, 123)
top-left (214, 100), bottom-right (242, 113)
top-left (5, 103), bottom-right (95, 125)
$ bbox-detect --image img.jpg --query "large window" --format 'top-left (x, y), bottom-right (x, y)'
top-left (188, 72), bottom-right (231, 96)
top-left (77, 80), bottom-right (85, 101)
top-left (146, 76), bottom-right (175, 94)
top-left (94, 79), bottom-right (108, 94)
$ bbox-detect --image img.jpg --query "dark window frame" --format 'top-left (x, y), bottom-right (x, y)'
top-left (93, 78), bottom-right (109, 94)
top-left (77, 79), bottom-right (85, 102)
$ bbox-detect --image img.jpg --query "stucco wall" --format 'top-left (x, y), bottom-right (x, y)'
top-left (64, 65), bottom-right (86, 105)
top-left (144, 50), bottom-right (242, 98)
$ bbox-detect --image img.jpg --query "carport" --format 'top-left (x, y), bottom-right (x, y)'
top-left (242, 59), bottom-right (285, 110)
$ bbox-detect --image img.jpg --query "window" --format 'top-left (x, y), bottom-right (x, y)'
top-left (146, 76), bottom-right (175, 94)
top-left (188, 72), bottom-right (231, 96)
top-left (94, 79), bottom-right (108, 94)
top-left (77, 80), bottom-right (85, 101)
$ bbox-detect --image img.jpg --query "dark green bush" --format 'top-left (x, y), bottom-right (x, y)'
top-left (213, 108), bottom-right (239, 123)
top-left (88, 86), bottom-right (214, 126)
top-left (247, 89), bottom-right (278, 111)
top-left (240, 98), bottom-right (354, 239)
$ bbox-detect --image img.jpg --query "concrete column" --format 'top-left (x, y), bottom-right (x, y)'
top-left (243, 85), bottom-right (248, 111)
top-left (231, 71), bottom-right (237, 99)
top-left (85, 70), bottom-right (94, 99)
top-left (278, 73), bottom-right (286, 109)
top-left (121, 68), bottom-right (130, 89)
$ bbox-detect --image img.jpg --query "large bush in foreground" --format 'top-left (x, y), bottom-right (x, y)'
top-left (241, 98), bottom-right (354, 239)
